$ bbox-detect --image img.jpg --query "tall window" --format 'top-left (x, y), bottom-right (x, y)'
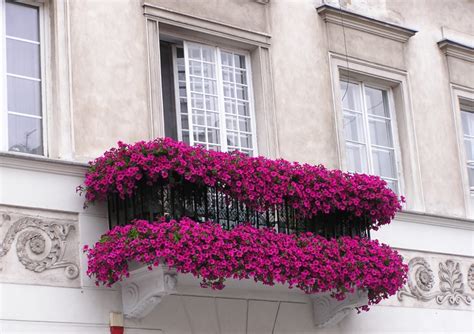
top-left (340, 80), bottom-right (399, 192)
top-left (160, 39), bottom-right (256, 155)
top-left (460, 103), bottom-right (474, 194)
top-left (2, 0), bottom-right (44, 155)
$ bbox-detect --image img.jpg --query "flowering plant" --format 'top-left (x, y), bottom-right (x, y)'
top-left (79, 138), bottom-right (403, 230)
top-left (84, 217), bottom-right (407, 310)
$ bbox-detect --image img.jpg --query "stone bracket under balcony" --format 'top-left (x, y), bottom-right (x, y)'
top-left (121, 265), bottom-right (178, 319)
top-left (310, 290), bottom-right (369, 328)
top-left (121, 265), bottom-right (368, 328)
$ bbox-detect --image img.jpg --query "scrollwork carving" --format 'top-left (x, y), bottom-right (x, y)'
top-left (398, 257), bottom-right (473, 306)
top-left (468, 264), bottom-right (474, 291)
top-left (0, 216), bottom-right (79, 279)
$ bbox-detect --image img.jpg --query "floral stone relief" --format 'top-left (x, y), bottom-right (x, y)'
top-left (394, 250), bottom-right (474, 311)
top-left (0, 207), bottom-right (80, 287)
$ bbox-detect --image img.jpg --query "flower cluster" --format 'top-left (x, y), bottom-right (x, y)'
top-left (79, 138), bottom-right (403, 230)
top-left (84, 218), bottom-right (407, 309)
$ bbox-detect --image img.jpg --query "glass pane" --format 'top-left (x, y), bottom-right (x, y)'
top-left (6, 39), bottom-right (41, 78)
top-left (234, 54), bottom-right (246, 69)
top-left (369, 117), bottom-right (393, 147)
top-left (372, 148), bottom-right (397, 178)
top-left (235, 70), bottom-right (247, 85)
top-left (224, 99), bottom-right (236, 114)
top-left (202, 63), bottom-right (215, 78)
top-left (192, 110), bottom-right (205, 126)
top-left (8, 113), bottom-right (43, 155)
top-left (202, 48), bottom-right (215, 62)
top-left (468, 165), bottom-right (474, 188)
top-left (365, 86), bottom-right (390, 117)
top-left (223, 83), bottom-right (235, 98)
top-left (227, 132), bottom-right (238, 147)
top-left (343, 111), bottom-right (365, 142)
top-left (207, 129), bottom-right (220, 144)
top-left (340, 81), bottom-right (361, 111)
top-left (190, 77), bottom-right (203, 92)
top-left (461, 111), bottom-right (474, 136)
top-left (6, 2), bottom-right (39, 42)
top-left (204, 80), bottom-right (217, 95)
top-left (236, 85), bottom-right (248, 100)
top-left (191, 93), bottom-right (204, 109)
top-left (180, 114), bottom-right (189, 130)
top-left (206, 112), bottom-right (220, 128)
top-left (205, 96), bottom-right (218, 111)
top-left (182, 131), bottom-right (190, 144)
top-left (188, 46), bottom-right (201, 60)
top-left (239, 117), bottom-right (251, 132)
top-left (189, 60), bottom-right (202, 76)
top-left (193, 127), bottom-right (206, 143)
top-left (464, 137), bottom-right (474, 161)
top-left (237, 101), bottom-right (249, 116)
top-left (222, 67), bottom-right (234, 82)
top-left (7, 76), bottom-right (41, 116)
top-left (240, 134), bottom-right (252, 148)
top-left (384, 179), bottom-right (399, 194)
top-left (220, 52), bottom-right (233, 67)
top-left (346, 142), bottom-right (368, 173)
top-left (226, 116), bottom-right (238, 131)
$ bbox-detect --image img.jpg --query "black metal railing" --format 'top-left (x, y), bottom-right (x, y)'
top-left (108, 179), bottom-right (370, 239)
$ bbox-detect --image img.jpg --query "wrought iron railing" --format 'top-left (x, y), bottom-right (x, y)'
top-left (108, 179), bottom-right (371, 239)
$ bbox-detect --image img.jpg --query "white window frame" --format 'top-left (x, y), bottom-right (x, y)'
top-left (328, 54), bottom-right (428, 211)
top-left (339, 77), bottom-right (403, 192)
top-left (0, 0), bottom-right (48, 156)
top-left (451, 84), bottom-right (474, 218)
top-left (169, 39), bottom-right (258, 155)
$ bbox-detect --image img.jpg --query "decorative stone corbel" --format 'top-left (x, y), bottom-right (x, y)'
top-left (311, 289), bottom-right (368, 328)
top-left (121, 265), bottom-right (177, 319)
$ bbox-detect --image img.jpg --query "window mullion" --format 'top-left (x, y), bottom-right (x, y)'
top-left (183, 41), bottom-right (195, 146)
top-left (171, 45), bottom-right (183, 142)
top-left (360, 82), bottom-right (373, 174)
top-left (216, 47), bottom-right (228, 152)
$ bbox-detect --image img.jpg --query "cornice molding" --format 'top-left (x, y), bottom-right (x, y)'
top-left (316, 4), bottom-right (417, 43)
top-left (143, 2), bottom-right (271, 47)
top-left (438, 39), bottom-right (474, 63)
top-left (0, 152), bottom-right (87, 177)
top-left (396, 210), bottom-right (474, 231)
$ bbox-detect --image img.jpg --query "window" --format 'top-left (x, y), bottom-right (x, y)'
top-left (340, 79), bottom-right (400, 192)
top-left (160, 39), bottom-right (256, 155)
top-left (2, 0), bottom-right (44, 155)
top-left (460, 101), bottom-right (474, 194)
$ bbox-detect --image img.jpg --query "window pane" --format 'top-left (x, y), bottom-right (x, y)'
top-left (235, 70), bottom-right (247, 85)
top-left (461, 111), bottom-right (474, 136)
top-left (384, 179), bottom-right (399, 194)
top-left (346, 142), bottom-right (368, 173)
top-left (239, 117), bottom-right (251, 132)
top-left (240, 134), bottom-right (252, 148)
top-left (225, 99), bottom-right (236, 114)
top-left (7, 76), bottom-right (41, 116)
top-left (236, 85), bottom-right (248, 100)
top-left (372, 148), bottom-right (397, 178)
top-left (192, 110), bottom-right (205, 126)
top-left (207, 129), bottom-right (220, 144)
top-left (237, 101), bottom-right (249, 116)
top-left (191, 93), bottom-right (204, 109)
top-left (206, 112), bottom-right (219, 128)
top-left (189, 60), bottom-right (202, 76)
top-left (202, 63), bottom-right (215, 78)
top-left (226, 116), bottom-right (238, 131)
top-left (465, 137), bottom-right (474, 161)
top-left (227, 132), bottom-right (239, 147)
top-left (369, 117), bottom-right (393, 147)
top-left (468, 165), bottom-right (474, 188)
top-left (205, 96), bottom-right (218, 111)
top-left (365, 86), bottom-right (390, 117)
top-left (223, 83), bottom-right (235, 98)
top-left (8, 114), bottom-right (43, 155)
top-left (234, 54), bottom-right (246, 69)
top-left (343, 110), bottom-right (365, 142)
top-left (6, 2), bottom-right (39, 42)
top-left (6, 39), bottom-right (41, 78)
top-left (221, 52), bottom-right (233, 67)
top-left (340, 81), bottom-right (361, 111)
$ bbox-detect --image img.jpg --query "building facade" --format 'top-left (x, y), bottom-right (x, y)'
top-left (0, 0), bottom-right (473, 333)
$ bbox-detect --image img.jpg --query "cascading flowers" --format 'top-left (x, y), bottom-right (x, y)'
top-left (78, 137), bottom-right (404, 230)
top-left (84, 217), bottom-right (408, 310)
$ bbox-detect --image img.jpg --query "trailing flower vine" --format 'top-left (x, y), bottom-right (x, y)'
top-left (84, 217), bottom-right (408, 310)
top-left (78, 137), bottom-right (403, 230)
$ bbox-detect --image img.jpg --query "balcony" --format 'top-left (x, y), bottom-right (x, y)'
top-left (80, 138), bottom-right (406, 328)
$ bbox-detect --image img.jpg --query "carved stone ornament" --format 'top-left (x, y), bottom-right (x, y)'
top-left (0, 216), bottom-right (79, 279)
top-left (121, 265), bottom-right (177, 319)
top-left (310, 289), bottom-right (368, 328)
top-left (468, 264), bottom-right (474, 291)
top-left (397, 257), bottom-right (473, 306)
